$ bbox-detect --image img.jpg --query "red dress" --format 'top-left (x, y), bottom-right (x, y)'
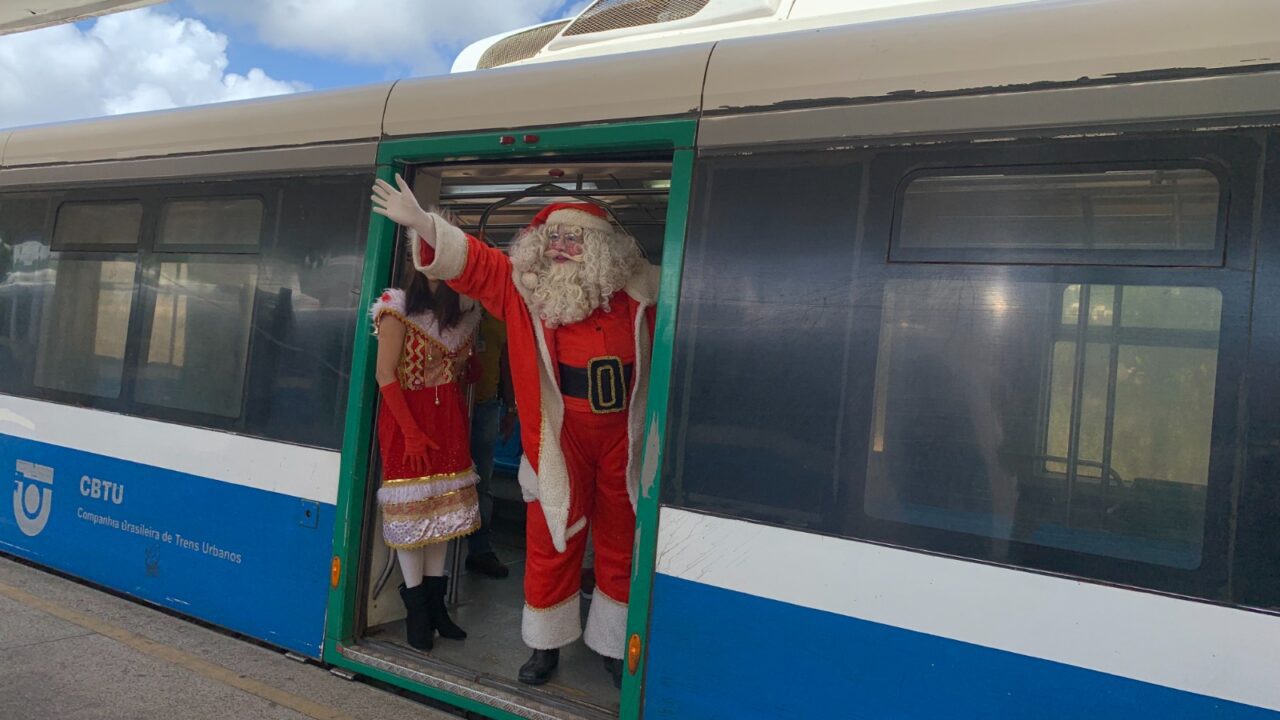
top-left (372, 288), bottom-right (481, 549)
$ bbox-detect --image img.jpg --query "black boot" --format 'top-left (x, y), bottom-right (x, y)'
top-left (603, 656), bottom-right (623, 689)
top-left (423, 576), bottom-right (466, 640)
top-left (465, 551), bottom-right (509, 579)
top-left (518, 648), bottom-right (560, 686)
top-left (399, 582), bottom-right (432, 651)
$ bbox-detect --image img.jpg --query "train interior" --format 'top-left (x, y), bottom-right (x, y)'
top-left (355, 157), bottom-right (672, 718)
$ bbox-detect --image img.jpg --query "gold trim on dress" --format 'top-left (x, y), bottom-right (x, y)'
top-left (382, 466), bottom-right (476, 486)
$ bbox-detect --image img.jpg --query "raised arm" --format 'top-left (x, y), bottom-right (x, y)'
top-left (371, 174), bottom-right (515, 318)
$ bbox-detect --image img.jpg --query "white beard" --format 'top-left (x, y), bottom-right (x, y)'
top-left (532, 261), bottom-right (598, 327)
top-left (510, 224), bottom-right (641, 328)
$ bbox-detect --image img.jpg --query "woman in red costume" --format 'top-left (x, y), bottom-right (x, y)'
top-left (371, 257), bottom-right (482, 651)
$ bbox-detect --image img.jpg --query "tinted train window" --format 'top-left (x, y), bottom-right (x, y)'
top-left (0, 174), bottom-right (370, 449)
top-left (158, 197), bottom-right (263, 250)
top-left (33, 259), bottom-right (137, 399)
top-left (0, 197), bottom-right (51, 395)
top-left (865, 280), bottom-right (1221, 569)
top-left (666, 133), bottom-right (1258, 604)
top-left (35, 200), bottom-right (142, 398)
top-left (663, 156), bottom-right (862, 528)
top-left (135, 259), bottom-right (259, 417)
top-left (895, 167), bottom-right (1223, 265)
top-left (52, 201), bottom-right (143, 249)
top-left (242, 177), bottom-right (369, 448)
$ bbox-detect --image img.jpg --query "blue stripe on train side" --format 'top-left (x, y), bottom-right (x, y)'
top-left (1, 433), bottom-right (334, 657)
top-left (643, 573), bottom-right (1277, 720)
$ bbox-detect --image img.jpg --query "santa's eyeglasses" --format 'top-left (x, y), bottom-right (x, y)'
top-left (546, 226), bottom-right (584, 246)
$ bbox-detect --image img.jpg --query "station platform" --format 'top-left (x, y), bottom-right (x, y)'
top-left (0, 555), bottom-right (462, 720)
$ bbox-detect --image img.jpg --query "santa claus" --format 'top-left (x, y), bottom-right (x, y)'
top-left (371, 175), bottom-right (658, 688)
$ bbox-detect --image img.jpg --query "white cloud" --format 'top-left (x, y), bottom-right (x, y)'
top-left (191, 0), bottom-right (574, 74)
top-left (0, 8), bottom-right (306, 129)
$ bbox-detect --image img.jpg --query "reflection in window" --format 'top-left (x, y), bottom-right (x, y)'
top-left (896, 168), bottom-right (1220, 263)
top-left (34, 259), bottom-right (137, 398)
top-left (134, 260), bottom-right (258, 417)
top-left (865, 279), bottom-right (1222, 568)
top-left (159, 198), bottom-right (263, 248)
top-left (53, 201), bottom-right (143, 247)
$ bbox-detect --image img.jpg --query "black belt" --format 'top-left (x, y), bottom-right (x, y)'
top-left (559, 358), bottom-right (632, 414)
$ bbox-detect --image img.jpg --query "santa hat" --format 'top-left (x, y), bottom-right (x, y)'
top-left (528, 202), bottom-right (614, 235)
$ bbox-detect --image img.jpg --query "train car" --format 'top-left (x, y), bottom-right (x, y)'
top-left (2, 0), bottom-right (1280, 718)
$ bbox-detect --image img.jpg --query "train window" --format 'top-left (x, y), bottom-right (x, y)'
top-left (52, 201), bottom-right (143, 249)
top-left (864, 279), bottom-right (1222, 569)
top-left (0, 197), bottom-right (53, 395)
top-left (134, 258), bottom-right (258, 418)
top-left (33, 258), bottom-right (138, 399)
top-left (157, 197), bottom-right (263, 250)
top-left (241, 176), bottom-right (370, 448)
top-left (663, 155), bottom-right (863, 527)
top-left (894, 167), bottom-right (1223, 265)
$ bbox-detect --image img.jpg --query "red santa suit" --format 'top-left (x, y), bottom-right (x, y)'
top-left (411, 204), bottom-right (657, 659)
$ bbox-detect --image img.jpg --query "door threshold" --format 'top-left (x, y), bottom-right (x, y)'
top-left (337, 639), bottom-right (616, 720)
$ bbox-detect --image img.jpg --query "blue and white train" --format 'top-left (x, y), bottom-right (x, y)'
top-left (3, 0), bottom-right (1279, 718)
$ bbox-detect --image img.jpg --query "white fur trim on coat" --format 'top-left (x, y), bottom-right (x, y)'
top-left (410, 213), bottom-right (468, 282)
top-left (522, 597), bottom-right (582, 650)
top-left (517, 455), bottom-right (539, 502)
top-left (583, 588), bottom-right (628, 659)
top-left (543, 207), bottom-right (613, 235)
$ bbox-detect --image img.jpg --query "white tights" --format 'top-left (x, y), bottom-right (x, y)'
top-left (396, 543), bottom-right (448, 589)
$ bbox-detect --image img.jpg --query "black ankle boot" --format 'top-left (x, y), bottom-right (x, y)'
top-left (399, 582), bottom-right (432, 651)
top-left (465, 551), bottom-right (509, 579)
top-left (518, 648), bottom-right (560, 686)
top-left (603, 656), bottom-right (623, 689)
top-left (423, 576), bottom-right (466, 640)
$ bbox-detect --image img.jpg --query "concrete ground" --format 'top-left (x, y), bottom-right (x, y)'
top-left (0, 555), bottom-right (463, 720)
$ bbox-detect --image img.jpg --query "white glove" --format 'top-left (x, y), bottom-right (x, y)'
top-left (371, 174), bottom-right (434, 244)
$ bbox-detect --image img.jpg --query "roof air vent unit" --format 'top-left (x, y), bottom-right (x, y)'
top-left (562, 0), bottom-right (711, 36)
top-left (477, 20), bottom-right (573, 69)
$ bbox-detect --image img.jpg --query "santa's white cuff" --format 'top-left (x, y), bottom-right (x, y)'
top-left (583, 589), bottom-right (628, 659)
top-left (522, 596), bottom-right (582, 650)
top-left (411, 212), bottom-right (468, 281)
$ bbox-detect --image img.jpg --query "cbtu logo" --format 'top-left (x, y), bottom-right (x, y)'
top-left (13, 460), bottom-right (54, 537)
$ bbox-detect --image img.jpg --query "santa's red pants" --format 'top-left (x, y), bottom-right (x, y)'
top-left (522, 407), bottom-right (634, 658)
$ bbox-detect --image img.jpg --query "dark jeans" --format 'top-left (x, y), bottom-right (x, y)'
top-left (468, 399), bottom-right (501, 555)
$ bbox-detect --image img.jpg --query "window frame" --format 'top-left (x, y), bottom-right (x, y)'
top-left (890, 160), bottom-right (1230, 267)
top-left (154, 193), bottom-right (269, 254)
top-left (50, 196), bottom-right (146, 253)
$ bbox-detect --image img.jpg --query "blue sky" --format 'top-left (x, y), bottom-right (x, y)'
top-left (2, 0), bottom-right (589, 128)
top-left (164, 0), bottom-right (588, 88)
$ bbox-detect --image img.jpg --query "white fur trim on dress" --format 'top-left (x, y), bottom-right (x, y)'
top-left (370, 287), bottom-right (406, 321)
top-left (544, 207), bottom-right (613, 235)
top-left (371, 287), bottom-right (480, 350)
top-left (583, 588), bottom-right (628, 659)
top-left (522, 597), bottom-right (582, 650)
top-left (411, 213), bottom-right (468, 281)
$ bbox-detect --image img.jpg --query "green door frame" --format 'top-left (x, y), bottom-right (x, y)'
top-left (323, 117), bottom-right (696, 720)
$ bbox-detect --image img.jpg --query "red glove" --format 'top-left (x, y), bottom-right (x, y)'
top-left (379, 381), bottom-right (439, 474)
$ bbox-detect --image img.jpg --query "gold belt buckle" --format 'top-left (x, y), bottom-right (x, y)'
top-left (587, 356), bottom-right (627, 414)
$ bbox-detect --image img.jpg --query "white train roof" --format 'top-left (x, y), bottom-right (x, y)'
top-left (0, 0), bottom-right (1275, 170)
top-left (0, 0), bottom-right (161, 35)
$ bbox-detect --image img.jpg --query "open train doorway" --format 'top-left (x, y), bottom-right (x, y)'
top-left (355, 155), bottom-right (671, 719)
